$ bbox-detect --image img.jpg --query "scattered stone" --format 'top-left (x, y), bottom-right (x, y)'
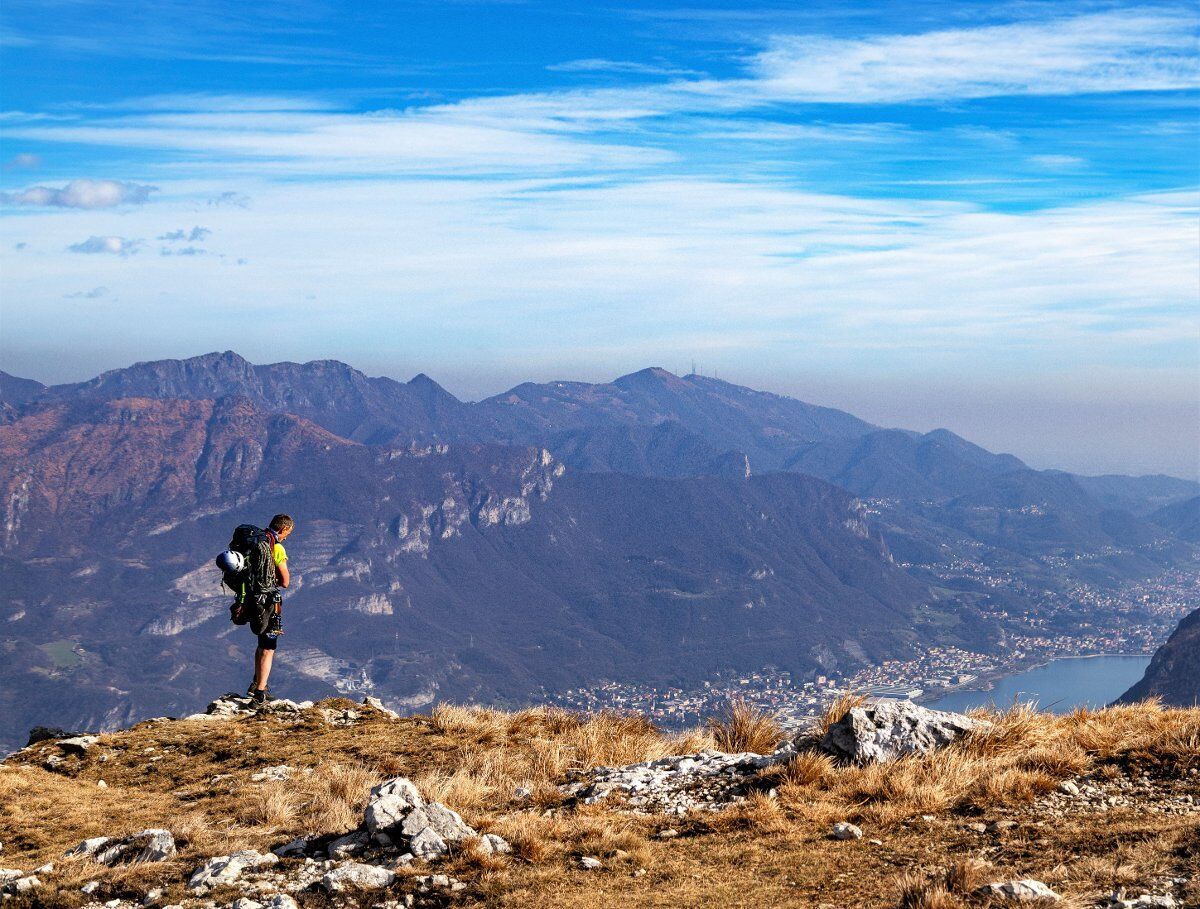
top-left (868, 839), bottom-right (883, 846)
top-left (561, 742), bottom-right (798, 813)
top-left (0, 875), bottom-right (40, 895)
top-left (70, 830), bottom-right (176, 866)
top-left (980, 879), bottom-right (1061, 902)
top-left (81, 881), bottom-right (100, 895)
top-left (250, 765), bottom-right (294, 783)
top-left (321, 862), bottom-right (394, 891)
top-left (97, 780), bottom-right (108, 789)
top-left (362, 696), bottom-right (398, 718)
top-left (187, 850), bottom-right (277, 891)
top-left (58, 735), bottom-right (101, 754)
top-left (819, 700), bottom-right (990, 764)
top-left (141, 887), bottom-right (162, 905)
top-left (579, 856), bottom-right (602, 870)
top-left (656, 829), bottom-right (679, 839)
top-left (204, 694), bottom-right (311, 718)
top-left (327, 830), bottom-right (369, 859)
top-left (1104, 894), bottom-right (1179, 909)
top-left (988, 820), bottom-right (1018, 833)
top-left (230, 899), bottom-right (263, 909)
top-left (261, 896), bottom-right (299, 909)
top-left (831, 822), bottom-right (863, 841)
top-left (320, 707), bottom-right (360, 727)
top-left (966, 822), bottom-right (988, 834)
top-left (1057, 780), bottom-right (1080, 796)
top-left (513, 787), bottom-right (532, 799)
top-left (478, 833), bottom-right (512, 856)
top-left (271, 838), bottom-right (308, 858)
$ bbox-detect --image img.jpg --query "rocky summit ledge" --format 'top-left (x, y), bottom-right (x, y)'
top-left (1, 695), bottom-right (1197, 908)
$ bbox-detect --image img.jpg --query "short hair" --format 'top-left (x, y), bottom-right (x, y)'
top-left (269, 514), bottom-right (294, 533)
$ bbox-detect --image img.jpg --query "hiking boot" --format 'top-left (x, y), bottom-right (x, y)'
top-left (250, 688), bottom-right (276, 706)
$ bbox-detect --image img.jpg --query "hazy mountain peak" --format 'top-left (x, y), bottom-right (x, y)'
top-left (612, 366), bottom-right (686, 389)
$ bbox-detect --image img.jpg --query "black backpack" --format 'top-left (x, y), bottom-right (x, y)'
top-left (226, 524), bottom-right (277, 632)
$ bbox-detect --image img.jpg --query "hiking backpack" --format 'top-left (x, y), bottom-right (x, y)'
top-left (224, 524), bottom-right (277, 631)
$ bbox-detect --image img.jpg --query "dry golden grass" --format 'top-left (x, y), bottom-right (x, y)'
top-left (814, 690), bottom-right (867, 737)
top-left (3, 697), bottom-right (1198, 909)
top-left (706, 698), bottom-right (783, 754)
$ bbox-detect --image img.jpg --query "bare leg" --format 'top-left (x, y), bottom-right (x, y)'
top-left (253, 647), bottom-right (274, 691)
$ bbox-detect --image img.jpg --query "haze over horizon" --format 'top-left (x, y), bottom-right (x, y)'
top-left (1, 0), bottom-right (1197, 478)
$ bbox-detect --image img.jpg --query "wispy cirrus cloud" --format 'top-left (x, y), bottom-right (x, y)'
top-left (5, 10), bottom-right (1194, 180)
top-left (750, 10), bottom-right (1200, 102)
top-left (1, 179), bottom-right (157, 209)
top-left (548, 58), bottom-right (702, 77)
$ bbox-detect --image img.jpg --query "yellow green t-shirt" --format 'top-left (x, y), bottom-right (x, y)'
top-left (273, 543), bottom-right (287, 568)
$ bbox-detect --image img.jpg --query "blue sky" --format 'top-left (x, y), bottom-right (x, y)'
top-left (1, 1), bottom-right (1197, 477)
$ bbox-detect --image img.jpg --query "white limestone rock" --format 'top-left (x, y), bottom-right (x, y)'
top-left (402, 802), bottom-right (476, 845)
top-left (321, 862), bottom-right (394, 891)
top-left (250, 765), bottom-right (294, 782)
top-left (364, 777), bottom-right (425, 836)
top-left (831, 822), bottom-right (863, 841)
top-left (479, 834), bottom-right (512, 856)
top-left (69, 830), bottom-right (175, 866)
top-left (187, 850), bottom-right (277, 891)
top-left (1, 875), bottom-right (40, 895)
top-left (980, 879), bottom-right (1062, 902)
top-left (363, 696), bottom-right (399, 718)
top-left (58, 735), bottom-right (101, 754)
top-left (819, 700), bottom-right (991, 763)
top-left (408, 827), bottom-right (448, 861)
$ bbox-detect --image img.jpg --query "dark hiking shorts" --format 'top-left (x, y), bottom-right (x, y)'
top-left (256, 632), bottom-right (278, 651)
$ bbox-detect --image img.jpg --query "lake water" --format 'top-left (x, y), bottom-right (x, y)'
top-left (926, 654), bottom-right (1151, 715)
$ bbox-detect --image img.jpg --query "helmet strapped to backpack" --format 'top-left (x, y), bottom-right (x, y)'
top-left (222, 524), bottom-right (278, 633)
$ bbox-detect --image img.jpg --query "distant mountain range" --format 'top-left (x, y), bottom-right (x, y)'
top-left (0, 352), bottom-right (1196, 751)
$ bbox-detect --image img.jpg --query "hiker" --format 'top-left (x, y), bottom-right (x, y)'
top-left (248, 514), bottom-right (293, 704)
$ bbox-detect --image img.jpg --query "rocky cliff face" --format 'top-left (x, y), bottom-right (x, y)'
top-left (1119, 607), bottom-right (1200, 707)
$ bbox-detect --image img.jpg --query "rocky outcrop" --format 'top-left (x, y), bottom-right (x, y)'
top-left (561, 744), bottom-right (797, 814)
top-left (364, 776), bottom-right (483, 860)
top-left (819, 700), bottom-right (990, 763)
top-left (68, 829), bottom-right (176, 866)
top-left (187, 850), bottom-right (278, 891)
top-left (1119, 608), bottom-right (1200, 707)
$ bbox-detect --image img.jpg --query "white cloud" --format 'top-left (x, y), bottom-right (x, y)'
top-left (159, 226), bottom-right (211, 242)
top-left (548, 58), bottom-right (702, 77)
top-left (751, 10), bottom-right (1200, 102)
top-left (208, 191), bottom-right (250, 208)
top-left (65, 286), bottom-right (109, 299)
top-left (1027, 154), bottom-right (1087, 170)
top-left (2, 152), bottom-right (41, 170)
top-left (1, 179), bottom-right (157, 209)
top-left (67, 235), bottom-right (142, 255)
top-left (7, 10), bottom-right (1192, 179)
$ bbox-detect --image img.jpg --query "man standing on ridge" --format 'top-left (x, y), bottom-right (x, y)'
top-left (249, 514), bottom-right (294, 705)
